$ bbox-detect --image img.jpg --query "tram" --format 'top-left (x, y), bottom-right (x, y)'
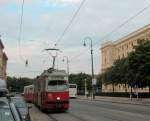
top-left (24, 85), bottom-right (34, 103)
top-left (34, 68), bottom-right (69, 111)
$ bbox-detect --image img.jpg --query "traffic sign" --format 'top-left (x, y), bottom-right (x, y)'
top-left (92, 78), bottom-right (97, 85)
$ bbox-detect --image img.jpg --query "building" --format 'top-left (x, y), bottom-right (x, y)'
top-left (101, 24), bottom-right (150, 92)
top-left (0, 38), bottom-right (8, 80)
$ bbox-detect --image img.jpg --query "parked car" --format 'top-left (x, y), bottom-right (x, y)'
top-left (0, 79), bottom-right (8, 97)
top-left (11, 97), bottom-right (31, 121)
top-left (0, 97), bottom-right (23, 121)
top-left (0, 88), bottom-right (9, 97)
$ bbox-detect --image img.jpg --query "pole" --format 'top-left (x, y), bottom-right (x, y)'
top-left (83, 37), bottom-right (95, 100)
top-left (90, 39), bottom-right (95, 100)
top-left (63, 56), bottom-right (69, 75)
top-left (85, 79), bottom-right (87, 98)
top-left (66, 57), bottom-right (69, 75)
top-left (52, 56), bottom-right (56, 69)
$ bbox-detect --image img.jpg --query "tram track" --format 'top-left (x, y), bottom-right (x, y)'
top-left (48, 111), bottom-right (87, 121)
top-left (67, 112), bottom-right (87, 121)
top-left (48, 114), bottom-right (58, 121)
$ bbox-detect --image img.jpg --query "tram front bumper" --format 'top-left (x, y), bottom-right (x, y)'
top-left (45, 101), bottom-right (69, 110)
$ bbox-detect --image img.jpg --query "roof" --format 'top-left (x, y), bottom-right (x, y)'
top-left (42, 69), bottom-right (67, 77)
top-left (3, 52), bottom-right (8, 60)
top-left (24, 84), bottom-right (34, 88)
top-left (101, 24), bottom-right (150, 48)
top-left (101, 41), bottom-right (114, 49)
top-left (0, 39), bottom-right (4, 49)
top-left (114, 24), bottom-right (150, 45)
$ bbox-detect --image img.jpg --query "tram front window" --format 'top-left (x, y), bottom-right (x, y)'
top-left (48, 80), bottom-right (68, 91)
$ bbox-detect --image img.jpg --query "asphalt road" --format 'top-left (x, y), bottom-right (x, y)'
top-left (67, 99), bottom-right (150, 121)
top-left (31, 98), bottom-right (150, 121)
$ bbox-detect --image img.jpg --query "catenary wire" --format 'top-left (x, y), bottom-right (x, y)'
top-left (42, 0), bottom-right (86, 68)
top-left (54, 0), bottom-right (86, 47)
top-left (69, 3), bottom-right (150, 62)
top-left (18, 0), bottom-right (25, 61)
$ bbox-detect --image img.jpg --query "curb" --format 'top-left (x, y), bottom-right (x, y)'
top-left (77, 97), bottom-right (150, 106)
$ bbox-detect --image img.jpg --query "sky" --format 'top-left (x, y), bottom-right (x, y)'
top-left (0, 0), bottom-right (150, 78)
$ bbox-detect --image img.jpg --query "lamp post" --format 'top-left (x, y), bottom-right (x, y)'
top-left (83, 37), bottom-right (95, 99)
top-left (62, 56), bottom-right (69, 75)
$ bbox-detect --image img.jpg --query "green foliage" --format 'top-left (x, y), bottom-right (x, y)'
top-left (69, 73), bottom-right (92, 91)
top-left (98, 39), bottom-right (150, 89)
top-left (6, 76), bottom-right (34, 92)
top-left (128, 40), bottom-right (150, 87)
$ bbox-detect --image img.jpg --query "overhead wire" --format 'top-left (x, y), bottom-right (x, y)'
top-left (69, 2), bottom-right (150, 62)
top-left (92, 2), bottom-right (150, 47)
top-left (54, 0), bottom-right (86, 47)
top-left (16, 1), bottom-right (150, 73)
top-left (42, 0), bottom-right (86, 69)
top-left (18, 0), bottom-right (25, 61)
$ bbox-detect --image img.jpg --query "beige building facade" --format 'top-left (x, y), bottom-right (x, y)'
top-left (0, 39), bottom-right (8, 80)
top-left (101, 24), bottom-right (150, 92)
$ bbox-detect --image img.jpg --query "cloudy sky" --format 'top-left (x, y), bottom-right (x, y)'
top-left (0, 0), bottom-right (150, 78)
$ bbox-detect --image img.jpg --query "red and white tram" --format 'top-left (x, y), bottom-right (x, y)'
top-left (34, 68), bottom-right (69, 111)
top-left (24, 85), bottom-right (34, 103)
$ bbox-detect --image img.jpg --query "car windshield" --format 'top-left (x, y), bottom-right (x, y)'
top-left (11, 98), bottom-right (27, 108)
top-left (48, 80), bottom-right (68, 91)
top-left (0, 108), bottom-right (14, 121)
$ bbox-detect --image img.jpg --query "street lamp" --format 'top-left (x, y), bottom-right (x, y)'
top-left (83, 37), bottom-right (95, 99)
top-left (62, 56), bottom-right (69, 75)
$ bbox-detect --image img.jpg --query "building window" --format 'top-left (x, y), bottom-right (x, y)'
top-left (137, 39), bottom-right (141, 43)
top-left (132, 42), bottom-right (134, 48)
top-left (119, 55), bottom-right (121, 59)
top-left (126, 44), bottom-right (128, 49)
top-left (122, 54), bottom-right (124, 58)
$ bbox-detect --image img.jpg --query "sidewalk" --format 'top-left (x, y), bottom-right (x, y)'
top-left (29, 105), bottom-right (53, 121)
top-left (78, 95), bottom-right (150, 106)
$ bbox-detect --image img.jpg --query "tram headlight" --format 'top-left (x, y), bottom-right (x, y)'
top-left (57, 97), bottom-right (60, 100)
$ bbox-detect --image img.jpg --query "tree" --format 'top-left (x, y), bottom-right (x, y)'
top-left (128, 40), bottom-right (150, 90)
top-left (69, 73), bottom-right (92, 93)
top-left (99, 39), bottom-right (150, 93)
top-left (6, 76), bottom-right (34, 92)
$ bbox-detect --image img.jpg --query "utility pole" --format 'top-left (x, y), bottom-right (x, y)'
top-left (84, 79), bottom-right (87, 98)
top-left (83, 37), bottom-right (95, 100)
top-left (62, 56), bottom-right (69, 75)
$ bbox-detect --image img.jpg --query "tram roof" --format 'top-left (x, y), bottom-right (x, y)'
top-left (41, 68), bottom-right (68, 77)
